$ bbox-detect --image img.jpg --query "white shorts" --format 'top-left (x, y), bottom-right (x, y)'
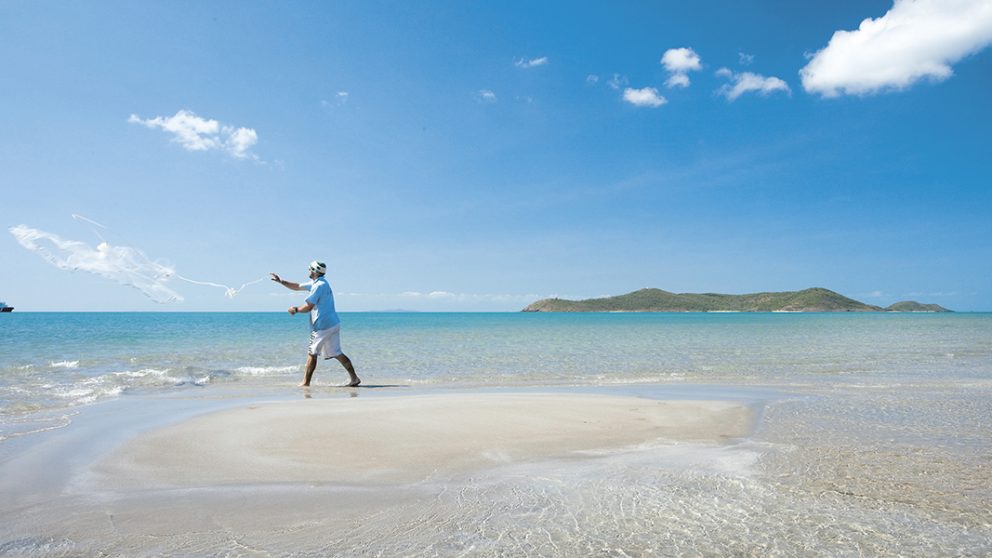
top-left (308, 325), bottom-right (343, 359)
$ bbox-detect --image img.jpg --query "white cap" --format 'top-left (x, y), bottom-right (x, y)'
top-left (308, 260), bottom-right (326, 275)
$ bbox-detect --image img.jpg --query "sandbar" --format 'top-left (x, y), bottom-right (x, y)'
top-left (95, 392), bottom-right (753, 488)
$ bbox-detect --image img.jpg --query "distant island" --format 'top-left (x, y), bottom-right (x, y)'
top-left (522, 288), bottom-right (951, 313)
top-left (882, 301), bottom-right (950, 312)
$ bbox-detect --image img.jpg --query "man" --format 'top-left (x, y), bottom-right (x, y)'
top-left (270, 261), bottom-right (360, 387)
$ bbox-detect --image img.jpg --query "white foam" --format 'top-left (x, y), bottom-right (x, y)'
top-left (112, 368), bottom-right (170, 379)
top-left (109, 368), bottom-right (209, 387)
top-left (54, 385), bottom-right (125, 405)
top-left (235, 365), bottom-right (298, 376)
top-left (49, 360), bottom-right (79, 369)
top-left (173, 375), bottom-right (211, 386)
top-left (599, 373), bottom-right (687, 384)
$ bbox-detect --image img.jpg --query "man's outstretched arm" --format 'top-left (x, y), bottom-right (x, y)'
top-left (270, 273), bottom-right (307, 291)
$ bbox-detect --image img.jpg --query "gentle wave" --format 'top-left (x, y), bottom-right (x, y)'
top-left (2, 368), bottom-right (213, 416)
top-left (54, 385), bottom-right (126, 405)
top-left (110, 368), bottom-right (210, 386)
top-left (0, 410), bottom-right (78, 442)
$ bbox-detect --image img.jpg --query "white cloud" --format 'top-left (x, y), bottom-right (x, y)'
top-left (515, 56), bottom-right (549, 68)
top-left (623, 87), bottom-right (667, 107)
top-left (586, 74), bottom-right (600, 84)
top-left (607, 73), bottom-right (629, 90)
top-left (476, 89), bottom-right (498, 103)
top-left (428, 291), bottom-right (455, 299)
top-left (661, 47), bottom-right (702, 88)
top-left (739, 51), bottom-right (755, 66)
top-left (801, 0), bottom-right (992, 97)
top-left (226, 127), bottom-right (258, 159)
top-left (129, 110), bottom-right (260, 160)
top-left (665, 73), bottom-right (691, 88)
top-left (716, 69), bottom-right (791, 101)
top-left (400, 291), bottom-right (456, 299)
top-left (661, 47), bottom-right (702, 73)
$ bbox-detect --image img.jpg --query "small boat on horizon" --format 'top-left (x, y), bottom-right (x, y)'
top-left (1, 301), bottom-right (13, 312)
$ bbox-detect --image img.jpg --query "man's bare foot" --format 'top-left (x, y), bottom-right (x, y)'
top-left (298, 382), bottom-right (310, 387)
top-left (344, 378), bottom-right (361, 387)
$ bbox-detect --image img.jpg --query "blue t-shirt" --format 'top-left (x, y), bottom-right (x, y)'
top-left (301, 276), bottom-right (341, 331)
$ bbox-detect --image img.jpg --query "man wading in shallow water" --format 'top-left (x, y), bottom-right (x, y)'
top-left (270, 261), bottom-right (360, 387)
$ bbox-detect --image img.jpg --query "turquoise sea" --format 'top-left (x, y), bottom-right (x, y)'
top-left (1, 312), bottom-right (991, 555)
top-left (2, 312), bottom-right (990, 424)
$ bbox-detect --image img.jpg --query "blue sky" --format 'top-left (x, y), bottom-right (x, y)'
top-left (2, 0), bottom-right (991, 311)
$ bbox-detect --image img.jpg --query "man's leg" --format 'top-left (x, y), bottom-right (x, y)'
top-left (334, 354), bottom-right (360, 387)
top-left (300, 353), bottom-right (318, 387)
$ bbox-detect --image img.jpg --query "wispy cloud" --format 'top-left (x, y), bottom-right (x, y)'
top-left (400, 291), bottom-right (448, 299)
top-left (859, 290), bottom-right (887, 298)
top-left (661, 47), bottom-right (702, 88)
top-left (128, 109), bottom-right (260, 160)
top-left (904, 291), bottom-right (958, 298)
top-left (623, 87), bottom-right (667, 107)
top-left (665, 73), bottom-right (690, 88)
top-left (515, 56), bottom-right (549, 68)
top-left (321, 92), bottom-right (350, 109)
top-left (325, 291), bottom-right (570, 311)
top-left (347, 291), bottom-right (553, 303)
top-left (476, 89), bottom-right (498, 103)
top-left (738, 51), bottom-right (755, 66)
top-left (607, 74), bottom-right (629, 90)
top-left (586, 74), bottom-right (600, 84)
top-left (715, 68), bottom-right (791, 101)
top-left (800, 0), bottom-right (992, 97)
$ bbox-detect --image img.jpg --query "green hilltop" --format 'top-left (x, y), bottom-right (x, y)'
top-left (522, 288), bottom-right (951, 313)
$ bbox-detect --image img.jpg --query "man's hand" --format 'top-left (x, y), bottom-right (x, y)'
top-left (288, 306), bottom-right (297, 315)
top-left (270, 273), bottom-right (282, 283)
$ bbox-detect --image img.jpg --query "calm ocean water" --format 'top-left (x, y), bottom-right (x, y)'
top-left (2, 311), bottom-right (991, 555)
top-left (1, 311), bottom-right (990, 440)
